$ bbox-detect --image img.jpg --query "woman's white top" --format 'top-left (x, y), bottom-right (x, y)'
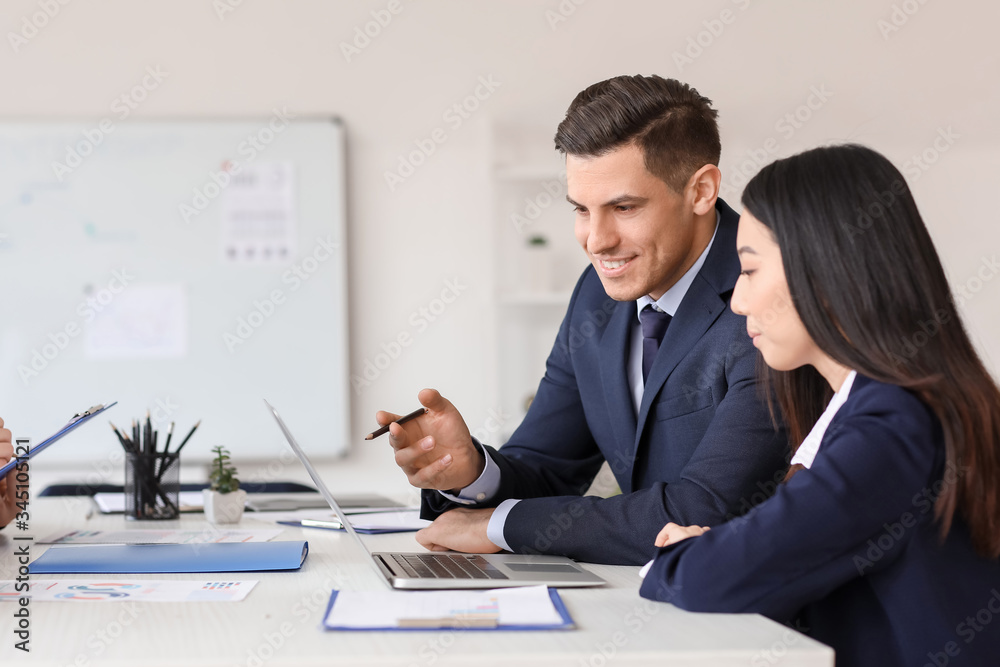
top-left (789, 369), bottom-right (858, 469)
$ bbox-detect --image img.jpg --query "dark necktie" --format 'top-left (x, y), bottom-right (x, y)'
top-left (640, 305), bottom-right (671, 383)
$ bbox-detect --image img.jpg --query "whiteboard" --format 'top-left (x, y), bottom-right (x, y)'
top-left (0, 118), bottom-right (350, 465)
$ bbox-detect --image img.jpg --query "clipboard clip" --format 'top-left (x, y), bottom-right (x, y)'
top-left (70, 404), bottom-right (109, 424)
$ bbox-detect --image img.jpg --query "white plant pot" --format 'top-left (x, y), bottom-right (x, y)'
top-left (203, 489), bottom-right (247, 524)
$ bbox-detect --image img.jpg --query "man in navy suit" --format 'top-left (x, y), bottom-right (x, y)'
top-left (379, 75), bottom-right (788, 565)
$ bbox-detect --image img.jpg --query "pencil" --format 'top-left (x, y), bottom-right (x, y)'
top-left (163, 421), bottom-right (175, 454)
top-left (364, 407), bottom-right (428, 440)
top-left (172, 419), bottom-right (201, 457)
top-left (110, 422), bottom-right (133, 453)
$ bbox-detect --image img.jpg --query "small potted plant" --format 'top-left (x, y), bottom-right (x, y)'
top-left (203, 446), bottom-right (246, 524)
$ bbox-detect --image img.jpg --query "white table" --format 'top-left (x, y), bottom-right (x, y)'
top-left (0, 497), bottom-right (834, 666)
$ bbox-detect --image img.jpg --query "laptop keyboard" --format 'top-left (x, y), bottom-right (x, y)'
top-left (390, 554), bottom-right (508, 580)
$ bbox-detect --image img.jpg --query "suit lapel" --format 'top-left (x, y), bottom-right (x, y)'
top-left (598, 300), bottom-right (637, 486)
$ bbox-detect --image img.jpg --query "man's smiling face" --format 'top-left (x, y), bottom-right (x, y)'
top-left (567, 142), bottom-right (702, 301)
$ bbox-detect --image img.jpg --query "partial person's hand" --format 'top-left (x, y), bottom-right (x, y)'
top-left (654, 522), bottom-right (711, 548)
top-left (0, 417), bottom-right (19, 528)
top-left (415, 508), bottom-right (501, 554)
top-left (376, 389), bottom-right (485, 492)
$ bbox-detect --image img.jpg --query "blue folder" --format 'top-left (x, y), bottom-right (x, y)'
top-left (29, 541), bottom-right (308, 574)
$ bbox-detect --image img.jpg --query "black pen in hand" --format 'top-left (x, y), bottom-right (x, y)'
top-left (365, 407), bottom-right (428, 440)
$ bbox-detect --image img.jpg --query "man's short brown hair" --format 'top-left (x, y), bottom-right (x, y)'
top-left (554, 75), bottom-right (721, 193)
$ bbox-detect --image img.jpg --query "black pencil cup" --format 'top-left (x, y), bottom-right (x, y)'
top-left (125, 452), bottom-right (180, 520)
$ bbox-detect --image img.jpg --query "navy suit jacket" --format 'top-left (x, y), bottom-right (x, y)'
top-left (423, 198), bottom-right (788, 565)
top-left (640, 375), bottom-right (1000, 666)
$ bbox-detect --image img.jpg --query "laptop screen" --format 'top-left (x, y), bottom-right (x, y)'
top-left (263, 399), bottom-right (391, 585)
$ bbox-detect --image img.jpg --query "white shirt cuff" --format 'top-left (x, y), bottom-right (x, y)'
top-left (437, 438), bottom-right (500, 505)
top-left (487, 498), bottom-right (520, 552)
top-left (638, 559), bottom-right (653, 579)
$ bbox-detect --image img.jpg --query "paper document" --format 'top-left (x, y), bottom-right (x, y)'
top-left (220, 161), bottom-right (297, 264)
top-left (255, 509), bottom-right (429, 533)
top-left (94, 491), bottom-right (405, 515)
top-left (85, 283), bottom-right (187, 359)
top-left (0, 580), bottom-right (257, 602)
top-left (94, 491), bottom-right (206, 514)
top-left (38, 528), bottom-right (283, 545)
top-left (324, 585), bottom-right (567, 630)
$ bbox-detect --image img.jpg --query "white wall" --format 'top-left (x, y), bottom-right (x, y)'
top-left (2, 0), bottom-right (998, 491)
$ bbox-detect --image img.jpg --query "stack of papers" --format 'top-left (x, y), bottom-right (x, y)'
top-left (94, 492), bottom-right (205, 514)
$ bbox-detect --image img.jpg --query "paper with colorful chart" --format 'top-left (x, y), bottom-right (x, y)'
top-left (0, 580), bottom-right (257, 602)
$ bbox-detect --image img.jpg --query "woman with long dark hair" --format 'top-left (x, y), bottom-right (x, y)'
top-left (639, 144), bottom-right (1000, 666)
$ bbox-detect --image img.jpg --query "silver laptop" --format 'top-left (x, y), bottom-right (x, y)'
top-left (264, 400), bottom-right (605, 590)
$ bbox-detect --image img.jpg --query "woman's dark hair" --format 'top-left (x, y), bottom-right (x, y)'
top-left (742, 143), bottom-right (1000, 559)
top-left (554, 75), bottom-right (720, 193)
